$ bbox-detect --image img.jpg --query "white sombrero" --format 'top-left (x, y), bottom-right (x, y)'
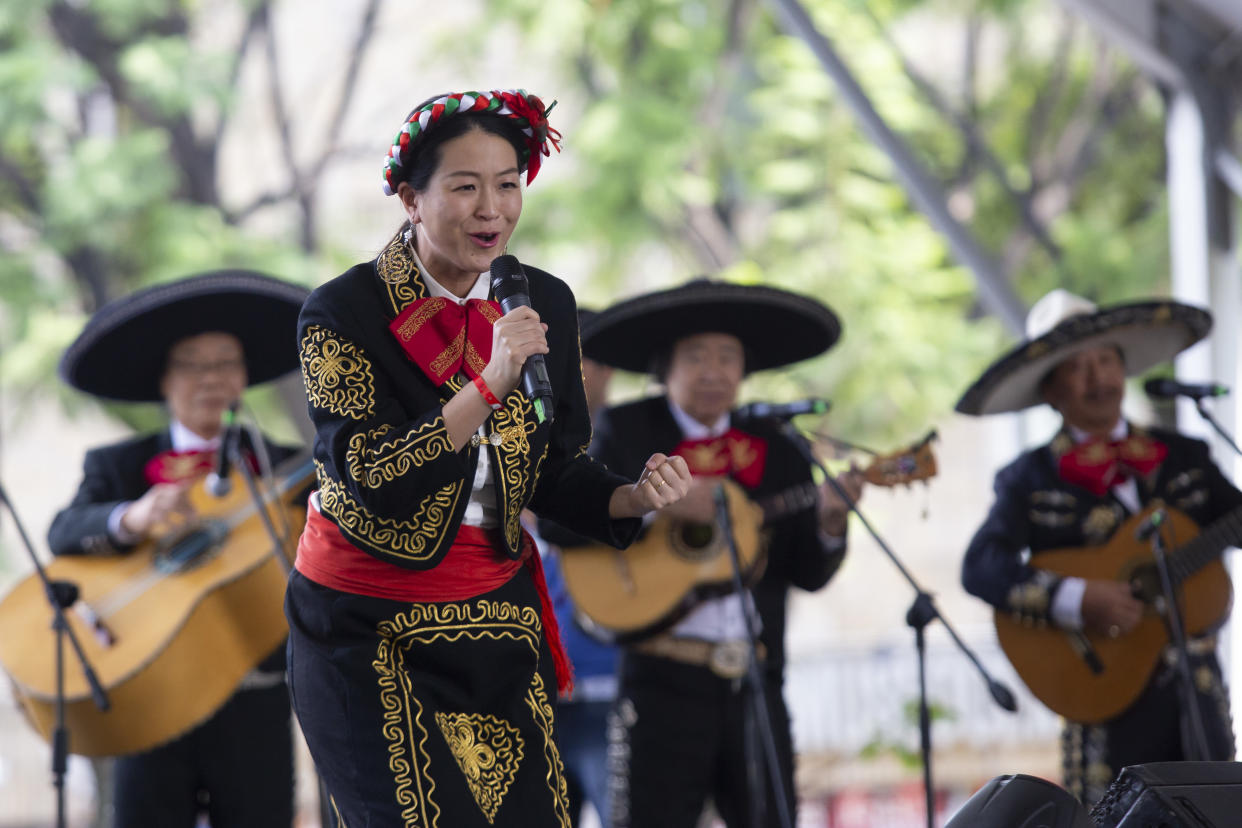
top-left (955, 289), bottom-right (1211, 416)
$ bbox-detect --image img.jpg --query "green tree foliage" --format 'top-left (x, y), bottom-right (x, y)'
top-left (0, 0), bottom-right (1173, 447)
top-left (0, 0), bottom-right (380, 429)
top-left (463, 0), bottom-right (1170, 445)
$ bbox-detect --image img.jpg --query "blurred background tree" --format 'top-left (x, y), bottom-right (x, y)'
top-left (0, 0), bottom-right (1173, 447)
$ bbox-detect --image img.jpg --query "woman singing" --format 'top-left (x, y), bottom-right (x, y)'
top-left (285, 89), bottom-right (690, 827)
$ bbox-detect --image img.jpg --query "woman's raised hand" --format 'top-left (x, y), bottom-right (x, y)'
top-left (482, 306), bottom-right (549, 397)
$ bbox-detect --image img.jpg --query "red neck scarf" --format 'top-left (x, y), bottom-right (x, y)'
top-left (671, 427), bottom-right (768, 489)
top-left (389, 297), bottom-right (503, 385)
top-left (1057, 434), bottom-right (1168, 496)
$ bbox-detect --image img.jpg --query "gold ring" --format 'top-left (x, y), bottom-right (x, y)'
top-left (651, 477), bottom-right (664, 487)
top-left (1108, 625), bottom-right (1121, 639)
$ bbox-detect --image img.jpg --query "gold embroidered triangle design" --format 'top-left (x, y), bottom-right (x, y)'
top-left (434, 711), bottom-right (524, 823)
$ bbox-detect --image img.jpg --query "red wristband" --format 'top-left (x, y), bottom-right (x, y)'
top-left (473, 375), bottom-right (503, 410)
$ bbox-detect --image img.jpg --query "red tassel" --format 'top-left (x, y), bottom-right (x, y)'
top-left (520, 530), bottom-right (574, 698)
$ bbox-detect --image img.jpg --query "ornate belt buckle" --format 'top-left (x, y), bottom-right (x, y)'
top-left (709, 640), bottom-right (749, 679)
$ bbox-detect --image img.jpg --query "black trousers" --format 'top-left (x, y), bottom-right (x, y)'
top-left (286, 569), bottom-right (573, 828)
top-left (113, 678), bottom-right (294, 828)
top-left (1063, 649), bottom-right (1235, 805)
top-left (608, 652), bottom-right (796, 828)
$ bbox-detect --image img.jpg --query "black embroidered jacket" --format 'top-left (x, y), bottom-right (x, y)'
top-left (297, 240), bottom-right (638, 570)
top-left (962, 425), bottom-right (1242, 626)
top-left (582, 395), bottom-right (846, 675)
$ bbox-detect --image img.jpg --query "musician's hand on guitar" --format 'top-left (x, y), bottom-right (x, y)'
top-left (1081, 579), bottom-right (1143, 638)
top-left (658, 477), bottom-right (719, 524)
top-left (119, 481), bottom-right (196, 538)
top-left (610, 454), bottom-right (692, 518)
top-left (819, 465), bottom-right (863, 537)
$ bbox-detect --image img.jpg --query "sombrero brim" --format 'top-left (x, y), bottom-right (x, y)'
top-left (60, 270), bottom-right (311, 403)
top-left (955, 300), bottom-right (1211, 416)
top-left (581, 280), bottom-right (840, 373)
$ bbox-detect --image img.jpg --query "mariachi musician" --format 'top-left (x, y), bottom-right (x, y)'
top-left (47, 271), bottom-right (308, 828)
top-left (957, 289), bottom-right (1241, 805)
top-left (559, 278), bottom-right (864, 828)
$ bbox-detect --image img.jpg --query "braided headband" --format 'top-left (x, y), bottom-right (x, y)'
top-left (381, 89), bottom-right (561, 195)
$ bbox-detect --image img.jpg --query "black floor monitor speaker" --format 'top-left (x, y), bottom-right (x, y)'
top-left (1090, 761), bottom-right (1242, 827)
top-left (943, 773), bottom-right (1091, 828)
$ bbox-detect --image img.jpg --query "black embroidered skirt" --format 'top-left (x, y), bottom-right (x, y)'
top-left (286, 568), bottom-right (571, 827)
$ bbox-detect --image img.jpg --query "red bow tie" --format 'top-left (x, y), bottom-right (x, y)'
top-left (388, 297), bottom-right (503, 386)
top-left (1057, 435), bottom-right (1168, 497)
top-left (671, 428), bottom-right (769, 489)
top-left (144, 449), bottom-right (216, 485)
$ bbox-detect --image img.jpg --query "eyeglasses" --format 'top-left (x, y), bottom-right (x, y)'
top-left (167, 358), bottom-right (246, 378)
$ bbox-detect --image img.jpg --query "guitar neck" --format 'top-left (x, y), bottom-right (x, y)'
top-left (1172, 504), bottom-right (1242, 586)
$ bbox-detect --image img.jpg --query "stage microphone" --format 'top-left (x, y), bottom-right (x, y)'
top-left (1136, 508), bottom-right (1167, 542)
top-left (489, 255), bottom-right (554, 424)
top-left (735, 398), bottom-right (831, 420)
top-left (206, 401), bottom-right (241, 498)
top-left (1143, 378), bottom-right (1229, 401)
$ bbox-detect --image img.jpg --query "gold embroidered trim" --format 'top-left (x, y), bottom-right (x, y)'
top-left (1029, 509), bottom-right (1076, 528)
top-left (525, 671), bottom-right (571, 825)
top-left (373, 600), bottom-right (569, 826)
top-left (301, 326), bottom-right (377, 420)
top-left (378, 238), bottom-right (428, 313)
top-left (434, 712), bottom-right (524, 823)
top-left (346, 420), bottom-right (455, 488)
top-left (1083, 504), bottom-right (1121, 544)
top-left (395, 297), bottom-right (449, 340)
top-left (488, 392), bottom-right (540, 551)
top-left (374, 633), bottom-right (440, 827)
top-left (316, 460), bottom-right (461, 563)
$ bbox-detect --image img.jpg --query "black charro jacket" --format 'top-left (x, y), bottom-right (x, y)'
top-left (297, 239), bottom-right (639, 571)
top-left (579, 395), bottom-right (846, 676)
top-left (962, 424), bottom-right (1242, 626)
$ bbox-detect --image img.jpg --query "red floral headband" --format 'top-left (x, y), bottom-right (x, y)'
top-left (381, 89), bottom-right (561, 195)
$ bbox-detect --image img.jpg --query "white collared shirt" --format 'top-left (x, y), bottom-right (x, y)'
top-left (418, 263), bottom-right (500, 529)
top-left (666, 400), bottom-right (759, 642)
top-left (1051, 419), bottom-right (1138, 628)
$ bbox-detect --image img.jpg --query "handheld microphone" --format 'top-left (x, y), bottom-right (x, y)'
top-left (489, 255), bottom-right (554, 424)
top-left (206, 401), bottom-right (241, 498)
top-left (1143, 378), bottom-right (1229, 401)
top-left (735, 398), bottom-right (831, 420)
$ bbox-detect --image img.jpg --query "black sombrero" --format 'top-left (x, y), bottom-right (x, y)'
top-left (580, 279), bottom-right (840, 373)
top-left (59, 270), bottom-right (311, 402)
top-left (955, 289), bottom-right (1211, 416)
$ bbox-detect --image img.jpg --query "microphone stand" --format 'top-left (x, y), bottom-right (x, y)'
top-left (0, 482), bottom-right (110, 828)
top-left (713, 484), bottom-right (795, 828)
top-left (1193, 398), bottom-right (1242, 459)
top-left (773, 420), bottom-right (1017, 828)
top-left (227, 424), bottom-right (294, 576)
top-left (1141, 509), bottom-right (1213, 760)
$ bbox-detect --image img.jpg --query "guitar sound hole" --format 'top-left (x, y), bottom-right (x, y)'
top-left (154, 520), bottom-right (229, 574)
top-left (670, 522), bottom-right (720, 563)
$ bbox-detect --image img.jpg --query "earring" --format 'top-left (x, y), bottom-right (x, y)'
top-left (403, 225), bottom-right (414, 246)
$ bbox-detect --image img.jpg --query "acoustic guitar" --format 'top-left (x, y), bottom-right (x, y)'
top-left (561, 432), bottom-right (937, 644)
top-left (0, 453), bottom-right (313, 757)
top-left (994, 503), bottom-right (1242, 724)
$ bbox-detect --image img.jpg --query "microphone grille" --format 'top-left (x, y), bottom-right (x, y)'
top-left (489, 254), bottom-right (526, 296)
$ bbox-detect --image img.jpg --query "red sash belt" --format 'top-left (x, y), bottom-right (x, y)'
top-left (295, 497), bottom-right (573, 694)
